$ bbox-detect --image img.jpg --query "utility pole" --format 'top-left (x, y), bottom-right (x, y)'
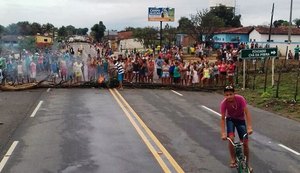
top-left (288, 0), bottom-right (293, 43)
top-left (160, 21), bottom-right (163, 52)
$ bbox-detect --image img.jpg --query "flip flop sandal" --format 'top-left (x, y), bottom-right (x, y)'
top-left (229, 162), bottom-right (237, 168)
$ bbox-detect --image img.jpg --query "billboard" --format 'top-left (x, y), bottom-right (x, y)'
top-left (148, 7), bottom-right (175, 22)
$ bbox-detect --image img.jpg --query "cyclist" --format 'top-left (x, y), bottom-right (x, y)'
top-left (220, 85), bottom-right (253, 171)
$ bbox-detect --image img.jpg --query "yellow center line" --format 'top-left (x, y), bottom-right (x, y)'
top-left (109, 89), bottom-right (171, 173)
top-left (113, 89), bottom-right (185, 173)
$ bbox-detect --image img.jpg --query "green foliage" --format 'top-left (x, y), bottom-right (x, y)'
top-left (209, 5), bottom-right (242, 27)
top-left (66, 25), bottom-right (76, 36)
top-left (0, 25), bottom-right (4, 35)
top-left (261, 91), bottom-right (272, 98)
top-left (177, 17), bottom-right (194, 34)
top-left (18, 36), bottom-right (36, 52)
top-left (58, 26), bottom-right (88, 39)
top-left (273, 20), bottom-right (289, 27)
top-left (58, 26), bottom-right (67, 38)
top-left (132, 27), bottom-right (157, 48)
top-left (190, 9), bottom-right (225, 41)
top-left (31, 22), bottom-right (42, 35)
top-left (91, 21), bottom-right (106, 42)
top-left (293, 18), bottom-right (300, 28)
top-left (163, 24), bottom-right (177, 45)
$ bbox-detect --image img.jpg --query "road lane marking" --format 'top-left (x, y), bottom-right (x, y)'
top-left (171, 90), bottom-right (183, 96)
top-left (30, 101), bottom-right (43, 118)
top-left (278, 144), bottom-right (300, 156)
top-left (0, 141), bottom-right (19, 172)
top-left (113, 89), bottom-right (184, 173)
top-left (201, 105), bottom-right (221, 117)
top-left (46, 88), bottom-right (51, 92)
top-left (109, 89), bottom-right (172, 173)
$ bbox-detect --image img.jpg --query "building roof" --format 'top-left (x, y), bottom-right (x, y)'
top-left (214, 26), bottom-right (254, 34)
top-left (118, 31), bottom-right (133, 40)
top-left (254, 26), bottom-right (300, 35)
top-left (1, 35), bottom-right (20, 42)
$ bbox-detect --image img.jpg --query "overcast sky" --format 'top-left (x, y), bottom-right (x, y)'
top-left (0, 0), bottom-right (299, 30)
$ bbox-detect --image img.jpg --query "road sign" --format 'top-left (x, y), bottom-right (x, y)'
top-left (241, 48), bottom-right (278, 59)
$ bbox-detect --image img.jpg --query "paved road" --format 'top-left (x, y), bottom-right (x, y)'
top-left (0, 88), bottom-right (299, 172)
top-left (1, 89), bottom-right (163, 173)
top-left (119, 89), bottom-right (300, 173)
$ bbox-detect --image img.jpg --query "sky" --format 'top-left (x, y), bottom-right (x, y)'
top-left (0, 0), bottom-right (299, 31)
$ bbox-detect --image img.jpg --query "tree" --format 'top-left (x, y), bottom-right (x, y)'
top-left (273, 20), bottom-right (288, 27)
top-left (190, 9), bottom-right (225, 42)
top-left (19, 36), bottom-right (36, 52)
top-left (66, 25), bottom-right (76, 36)
top-left (177, 17), bottom-right (194, 34)
top-left (58, 26), bottom-right (67, 38)
top-left (42, 23), bottom-right (55, 34)
top-left (124, 27), bottom-right (135, 31)
top-left (17, 21), bottom-right (32, 35)
top-left (209, 5), bottom-right (242, 27)
top-left (76, 28), bottom-right (88, 35)
top-left (0, 25), bottom-right (5, 36)
top-left (133, 27), bottom-right (157, 48)
top-left (31, 22), bottom-right (42, 35)
top-left (163, 24), bottom-right (177, 46)
top-left (294, 18), bottom-right (300, 28)
top-left (91, 21), bottom-right (106, 42)
top-left (5, 23), bottom-right (18, 35)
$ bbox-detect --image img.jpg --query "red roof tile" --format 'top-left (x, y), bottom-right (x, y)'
top-left (118, 31), bottom-right (133, 40)
top-left (214, 26), bottom-right (254, 34)
top-left (254, 26), bottom-right (300, 35)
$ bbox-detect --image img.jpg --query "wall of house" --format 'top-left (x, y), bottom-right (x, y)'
top-left (213, 34), bottom-right (249, 43)
top-left (119, 38), bottom-right (144, 53)
top-left (36, 36), bottom-right (52, 44)
top-left (249, 29), bottom-right (300, 56)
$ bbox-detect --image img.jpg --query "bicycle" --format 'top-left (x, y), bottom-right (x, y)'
top-left (227, 133), bottom-right (252, 173)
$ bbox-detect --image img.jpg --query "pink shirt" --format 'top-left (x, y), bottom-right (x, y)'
top-left (220, 94), bottom-right (247, 120)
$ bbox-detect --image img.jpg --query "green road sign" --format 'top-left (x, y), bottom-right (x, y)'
top-left (241, 48), bottom-right (278, 59)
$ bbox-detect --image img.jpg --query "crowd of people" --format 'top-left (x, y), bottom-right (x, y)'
top-left (0, 42), bottom-right (241, 88)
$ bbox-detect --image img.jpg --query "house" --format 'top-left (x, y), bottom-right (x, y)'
top-left (212, 26), bottom-right (254, 48)
top-left (249, 26), bottom-right (300, 43)
top-left (249, 26), bottom-right (300, 56)
top-left (36, 35), bottom-right (53, 48)
top-left (117, 31), bottom-right (144, 53)
top-left (1, 35), bottom-right (21, 47)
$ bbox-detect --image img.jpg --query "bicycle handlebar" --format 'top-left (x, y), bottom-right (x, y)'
top-left (226, 133), bottom-right (248, 146)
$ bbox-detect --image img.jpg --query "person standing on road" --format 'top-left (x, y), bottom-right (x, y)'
top-left (294, 45), bottom-right (299, 60)
top-left (220, 85), bottom-right (253, 171)
top-left (114, 58), bottom-right (125, 90)
top-left (155, 56), bottom-right (164, 79)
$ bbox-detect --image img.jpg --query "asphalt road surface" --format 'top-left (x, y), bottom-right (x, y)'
top-left (0, 87), bottom-right (299, 173)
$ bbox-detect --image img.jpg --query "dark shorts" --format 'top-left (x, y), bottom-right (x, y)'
top-left (174, 77), bottom-right (180, 83)
top-left (157, 69), bottom-right (162, 77)
top-left (226, 117), bottom-right (248, 141)
top-left (220, 71), bottom-right (227, 76)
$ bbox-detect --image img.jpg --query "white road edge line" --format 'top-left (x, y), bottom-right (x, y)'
top-left (0, 141), bottom-right (19, 172)
top-left (278, 144), bottom-right (300, 156)
top-left (46, 88), bottom-right (51, 92)
top-left (171, 90), bottom-right (183, 96)
top-left (30, 101), bottom-right (43, 118)
top-left (201, 105), bottom-right (221, 117)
